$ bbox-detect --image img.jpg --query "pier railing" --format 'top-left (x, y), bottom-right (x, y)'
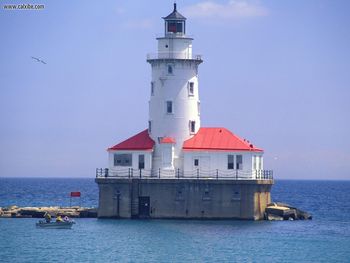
top-left (96, 168), bottom-right (273, 180)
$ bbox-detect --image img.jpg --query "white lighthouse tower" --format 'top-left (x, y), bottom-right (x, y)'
top-left (147, 3), bottom-right (203, 173)
top-left (107, 4), bottom-right (266, 180)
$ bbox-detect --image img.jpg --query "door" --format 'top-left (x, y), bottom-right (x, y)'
top-left (138, 154), bottom-right (145, 170)
top-left (138, 196), bottom-right (150, 218)
top-left (162, 145), bottom-right (174, 169)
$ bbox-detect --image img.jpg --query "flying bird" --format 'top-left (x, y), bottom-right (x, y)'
top-left (31, 56), bottom-right (47, 64)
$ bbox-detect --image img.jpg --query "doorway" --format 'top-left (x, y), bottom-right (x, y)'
top-left (138, 196), bottom-right (150, 218)
top-left (138, 154), bottom-right (145, 170)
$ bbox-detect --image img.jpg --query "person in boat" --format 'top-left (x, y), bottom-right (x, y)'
top-left (44, 212), bottom-right (51, 223)
top-left (56, 215), bottom-right (63, 223)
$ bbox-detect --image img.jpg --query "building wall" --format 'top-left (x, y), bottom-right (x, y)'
top-left (97, 182), bottom-right (132, 218)
top-left (183, 151), bottom-right (264, 176)
top-left (157, 37), bottom-right (193, 59)
top-left (108, 150), bottom-right (153, 171)
top-left (96, 178), bottom-right (273, 220)
top-left (251, 154), bottom-right (264, 170)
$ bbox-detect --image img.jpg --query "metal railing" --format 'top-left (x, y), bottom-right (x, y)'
top-left (96, 168), bottom-right (273, 180)
top-left (155, 33), bottom-right (195, 39)
top-left (147, 52), bottom-right (202, 61)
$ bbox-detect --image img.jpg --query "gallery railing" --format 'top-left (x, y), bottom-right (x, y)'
top-left (147, 52), bottom-right (203, 61)
top-left (96, 168), bottom-right (273, 180)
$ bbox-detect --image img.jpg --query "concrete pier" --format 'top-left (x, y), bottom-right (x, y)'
top-left (95, 178), bottom-right (273, 220)
top-left (0, 206), bottom-right (97, 218)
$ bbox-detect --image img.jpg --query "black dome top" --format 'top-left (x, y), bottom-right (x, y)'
top-left (163, 3), bottom-right (186, 20)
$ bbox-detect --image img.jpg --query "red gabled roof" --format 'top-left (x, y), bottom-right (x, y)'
top-left (108, 129), bottom-right (155, 151)
top-left (183, 127), bottom-right (263, 152)
top-left (160, 137), bottom-right (176, 144)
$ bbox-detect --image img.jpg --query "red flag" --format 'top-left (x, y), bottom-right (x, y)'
top-left (70, 191), bottom-right (81, 197)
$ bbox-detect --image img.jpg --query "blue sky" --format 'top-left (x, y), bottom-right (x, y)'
top-left (0, 0), bottom-right (349, 179)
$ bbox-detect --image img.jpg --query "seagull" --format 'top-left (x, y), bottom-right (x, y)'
top-left (31, 56), bottom-right (47, 64)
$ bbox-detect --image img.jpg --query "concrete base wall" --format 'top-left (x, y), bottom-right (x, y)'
top-left (95, 178), bottom-right (273, 220)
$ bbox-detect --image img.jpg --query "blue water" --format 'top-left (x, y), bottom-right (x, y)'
top-left (0, 178), bottom-right (98, 208)
top-left (1, 178), bottom-right (349, 262)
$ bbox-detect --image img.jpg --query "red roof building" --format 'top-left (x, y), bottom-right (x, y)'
top-left (183, 127), bottom-right (263, 152)
top-left (108, 129), bottom-right (155, 151)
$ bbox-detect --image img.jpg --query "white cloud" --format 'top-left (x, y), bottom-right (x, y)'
top-left (183, 0), bottom-right (268, 20)
top-left (121, 19), bottom-right (154, 30)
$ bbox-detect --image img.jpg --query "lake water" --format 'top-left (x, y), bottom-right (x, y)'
top-left (0, 178), bottom-right (349, 262)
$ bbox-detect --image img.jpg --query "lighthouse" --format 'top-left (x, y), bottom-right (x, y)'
top-left (147, 3), bottom-right (202, 173)
top-left (96, 4), bottom-right (273, 220)
top-left (105, 3), bottom-right (267, 178)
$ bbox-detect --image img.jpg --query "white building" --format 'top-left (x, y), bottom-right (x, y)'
top-left (107, 4), bottom-right (266, 179)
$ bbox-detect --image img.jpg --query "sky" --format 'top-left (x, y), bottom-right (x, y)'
top-left (0, 0), bottom-right (349, 179)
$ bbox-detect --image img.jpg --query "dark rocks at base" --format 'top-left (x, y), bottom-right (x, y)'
top-left (20, 210), bottom-right (46, 218)
top-left (295, 208), bottom-right (312, 220)
top-left (264, 202), bottom-right (312, 221)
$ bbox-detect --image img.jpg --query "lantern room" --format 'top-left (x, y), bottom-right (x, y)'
top-left (163, 3), bottom-right (186, 36)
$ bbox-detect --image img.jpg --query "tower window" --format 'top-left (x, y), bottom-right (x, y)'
top-left (188, 82), bottom-right (194, 96)
top-left (166, 101), bottom-right (173, 114)
top-left (197, 101), bottom-right (201, 116)
top-left (148, 120), bottom-right (152, 133)
top-left (167, 65), bottom-right (173, 74)
top-left (190, 121), bottom-right (196, 133)
top-left (151, 82), bottom-right (154, 96)
top-left (228, 155), bottom-right (234, 170)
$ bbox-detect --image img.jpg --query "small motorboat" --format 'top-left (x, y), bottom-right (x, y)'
top-left (36, 220), bottom-right (75, 229)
